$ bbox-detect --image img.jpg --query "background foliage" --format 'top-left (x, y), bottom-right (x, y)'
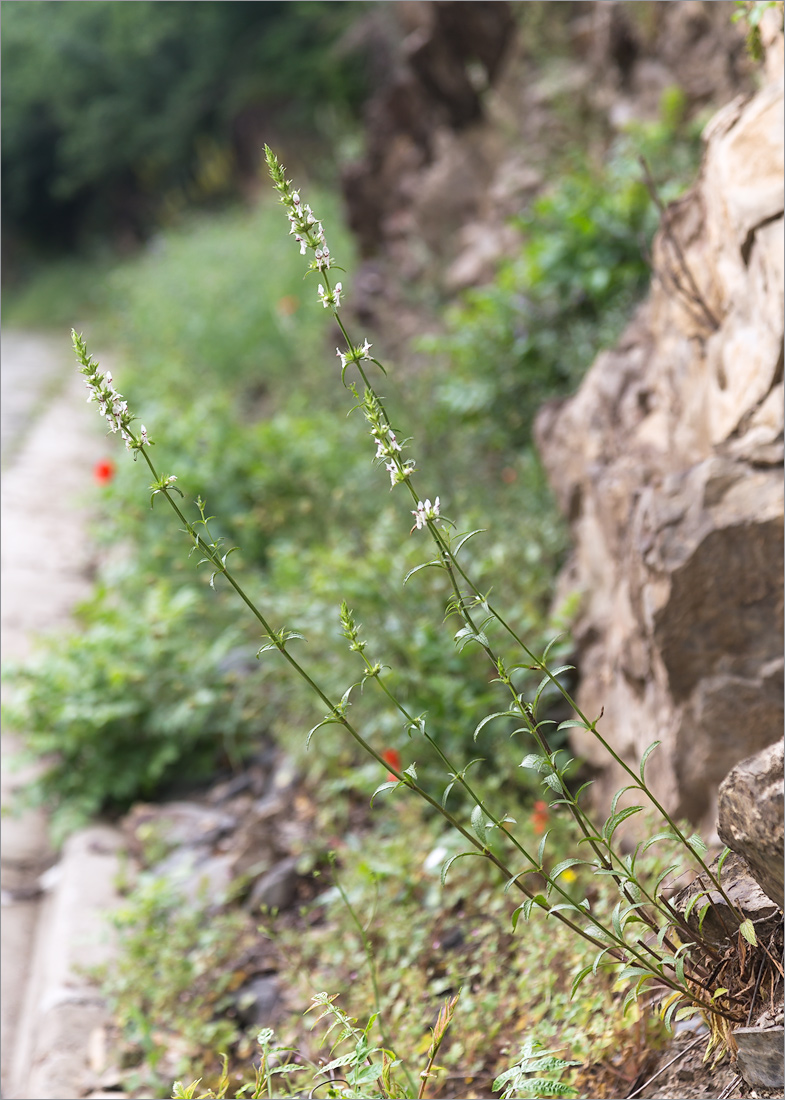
top-left (1, 0), bottom-right (369, 253)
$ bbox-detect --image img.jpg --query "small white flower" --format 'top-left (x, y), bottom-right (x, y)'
top-left (318, 282), bottom-right (342, 309)
top-left (140, 425), bottom-right (149, 446)
top-left (295, 235), bottom-right (307, 255)
top-left (358, 339), bottom-right (372, 360)
top-left (386, 462), bottom-right (398, 487)
top-left (411, 497), bottom-right (440, 530)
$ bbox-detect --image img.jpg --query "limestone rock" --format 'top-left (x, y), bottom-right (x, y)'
top-left (733, 1026), bottom-right (785, 1091)
top-left (672, 849), bottom-right (780, 948)
top-left (535, 73), bottom-right (784, 837)
top-left (717, 741), bottom-right (784, 908)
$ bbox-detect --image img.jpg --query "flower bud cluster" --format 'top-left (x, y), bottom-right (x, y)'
top-left (318, 282), bottom-right (342, 309)
top-left (360, 387), bottom-right (415, 488)
top-left (411, 498), bottom-right (440, 531)
top-left (72, 330), bottom-right (149, 453)
top-left (336, 339), bottom-right (372, 372)
top-left (265, 146), bottom-right (335, 278)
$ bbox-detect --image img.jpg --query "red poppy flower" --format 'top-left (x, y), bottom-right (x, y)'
top-left (93, 459), bottom-right (116, 485)
top-left (381, 748), bottom-right (401, 782)
top-left (531, 800), bottom-right (549, 835)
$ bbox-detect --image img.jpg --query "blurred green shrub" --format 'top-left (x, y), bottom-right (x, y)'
top-left (1, 1), bottom-right (369, 249)
top-left (4, 580), bottom-right (261, 844)
top-left (421, 102), bottom-right (704, 451)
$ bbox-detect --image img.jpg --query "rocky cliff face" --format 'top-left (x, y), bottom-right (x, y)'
top-left (341, 2), bottom-right (780, 837)
top-left (534, 34), bottom-right (784, 836)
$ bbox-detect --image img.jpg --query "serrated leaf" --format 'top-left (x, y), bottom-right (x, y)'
top-left (549, 857), bottom-right (586, 882)
top-left (520, 752), bottom-right (547, 772)
top-left (543, 771), bottom-right (564, 793)
top-left (603, 805), bottom-right (642, 843)
top-left (686, 832), bottom-right (708, 858)
top-left (471, 803), bottom-right (488, 845)
top-left (643, 830), bottom-right (680, 851)
top-left (739, 918), bottom-right (757, 945)
top-left (404, 762), bottom-right (417, 780)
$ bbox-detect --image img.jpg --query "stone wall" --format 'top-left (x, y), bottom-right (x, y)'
top-left (534, 46), bottom-right (783, 836)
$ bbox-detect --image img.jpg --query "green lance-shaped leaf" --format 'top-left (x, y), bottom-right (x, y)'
top-left (639, 739), bottom-right (662, 782)
top-left (686, 832), bottom-right (708, 858)
top-left (370, 781), bottom-right (399, 806)
top-left (451, 528), bottom-right (487, 555)
top-left (402, 559), bottom-right (443, 586)
top-left (534, 664), bottom-right (575, 707)
top-left (471, 803), bottom-right (489, 846)
top-left (642, 829), bottom-right (680, 852)
top-left (441, 851), bottom-right (484, 887)
top-left (739, 918), bottom-right (758, 946)
top-left (548, 857), bottom-right (587, 884)
top-left (520, 752), bottom-right (548, 772)
top-left (511, 893), bottom-right (549, 931)
top-left (475, 710), bottom-right (518, 741)
top-left (602, 804), bottom-right (643, 844)
top-left (454, 625), bottom-right (490, 652)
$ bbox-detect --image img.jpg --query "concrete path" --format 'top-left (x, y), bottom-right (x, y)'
top-left (1, 329), bottom-right (124, 1099)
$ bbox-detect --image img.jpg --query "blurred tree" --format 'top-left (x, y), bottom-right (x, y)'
top-left (1, 0), bottom-right (370, 251)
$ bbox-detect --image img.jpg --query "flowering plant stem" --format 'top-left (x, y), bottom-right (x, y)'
top-left (69, 148), bottom-right (750, 1032)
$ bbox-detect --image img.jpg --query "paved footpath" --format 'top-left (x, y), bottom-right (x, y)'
top-left (1, 329), bottom-right (125, 1100)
